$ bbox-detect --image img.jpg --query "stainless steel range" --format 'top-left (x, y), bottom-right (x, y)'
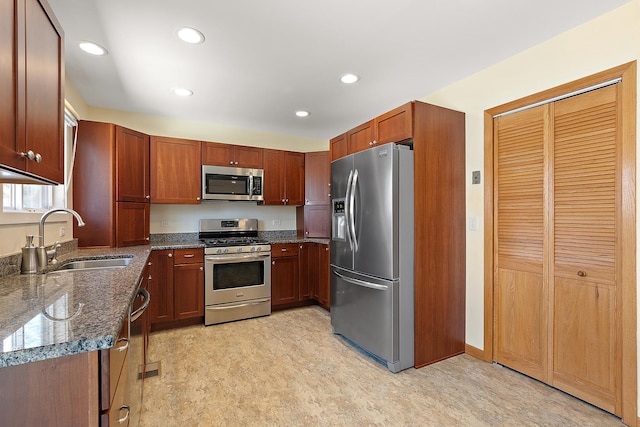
top-left (200, 218), bottom-right (271, 325)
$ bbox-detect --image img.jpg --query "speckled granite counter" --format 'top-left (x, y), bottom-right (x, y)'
top-left (0, 246), bottom-right (151, 368)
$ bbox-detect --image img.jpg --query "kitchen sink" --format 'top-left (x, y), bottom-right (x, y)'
top-left (54, 257), bottom-right (133, 272)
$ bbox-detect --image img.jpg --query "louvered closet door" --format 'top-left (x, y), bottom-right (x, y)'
top-left (494, 105), bottom-right (548, 382)
top-left (551, 85), bottom-right (620, 413)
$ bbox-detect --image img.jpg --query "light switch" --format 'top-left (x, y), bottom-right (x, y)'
top-left (469, 216), bottom-right (478, 231)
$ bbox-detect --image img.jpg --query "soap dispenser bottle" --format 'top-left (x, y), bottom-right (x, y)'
top-left (21, 235), bottom-right (38, 274)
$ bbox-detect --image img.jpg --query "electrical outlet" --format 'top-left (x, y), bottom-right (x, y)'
top-left (161, 220), bottom-right (171, 227)
top-left (469, 217), bottom-right (478, 231)
top-left (59, 227), bottom-right (65, 237)
top-left (472, 171), bottom-right (481, 185)
top-left (272, 219), bottom-right (281, 226)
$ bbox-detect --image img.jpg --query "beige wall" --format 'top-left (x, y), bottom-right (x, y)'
top-left (419, 0), bottom-right (639, 413)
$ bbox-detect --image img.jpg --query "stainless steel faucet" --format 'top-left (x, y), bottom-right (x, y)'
top-left (37, 208), bottom-right (86, 272)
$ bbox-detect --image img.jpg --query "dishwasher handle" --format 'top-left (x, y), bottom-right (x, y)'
top-left (130, 287), bottom-right (150, 322)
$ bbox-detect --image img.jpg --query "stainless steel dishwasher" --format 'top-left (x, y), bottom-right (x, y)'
top-left (128, 277), bottom-right (150, 427)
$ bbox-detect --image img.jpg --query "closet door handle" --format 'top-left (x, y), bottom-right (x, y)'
top-left (577, 270), bottom-right (587, 277)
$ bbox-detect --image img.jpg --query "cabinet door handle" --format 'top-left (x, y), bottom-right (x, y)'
top-left (300, 245), bottom-right (303, 249)
top-left (235, 161), bottom-right (238, 165)
top-left (200, 266), bottom-right (203, 271)
top-left (115, 337), bottom-right (129, 352)
top-left (145, 237), bottom-right (150, 241)
top-left (168, 253), bottom-right (173, 258)
top-left (148, 261), bottom-right (152, 266)
top-left (146, 195), bottom-right (151, 199)
top-left (229, 161), bottom-right (234, 165)
top-left (34, 153), bottom-right (42, 163)
top-left (19, 150), bottom-right (35, 160)
top-left (272, 261), bottom-right (275, 265)
top-left (325, 247), bottom-right (329, 251)
top-left (118, 405), bottom-right (130, 424)
top-left (577, 270), bottom-right (587, 277)
top-left (196, 197), bottom-right (201, 201)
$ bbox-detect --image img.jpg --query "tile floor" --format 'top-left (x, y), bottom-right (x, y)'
top-left (140, 306), bottom-right (624, 426)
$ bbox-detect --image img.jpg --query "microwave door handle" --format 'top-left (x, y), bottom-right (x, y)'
top-left (345, 169), bottom-right (354, 251)
top-left (248, 173), bottom-right (254, 200)
top-left (350, 169), bottom-right (359, 252)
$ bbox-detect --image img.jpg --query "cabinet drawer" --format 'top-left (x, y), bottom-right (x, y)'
top-left (100, 320), bottom-right (129, 411)
top-left (271, 243), bottom-right (300, 257)
top-left (101, 352), bottom-right (130, 427)
top-left (174, 248), bottom-right (204, 264)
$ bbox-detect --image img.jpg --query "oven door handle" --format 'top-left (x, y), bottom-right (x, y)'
top-left (206, 253), bottom-right (271, 263)
top-left (206, 298), bottom-right (271, 310)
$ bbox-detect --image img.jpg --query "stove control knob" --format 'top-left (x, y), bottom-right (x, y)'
top-left (223, 248), bottom-right (229, 253)
top-left (256, 247), bottom-right (262, 252)
top-left (216, 249), bottom-right (222, 254)
top-left (250, 247), bottom-right (256, 252)
top-left (237, 247), bottom-right (242, 253)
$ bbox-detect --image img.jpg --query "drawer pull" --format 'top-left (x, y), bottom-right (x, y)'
top-left (281, 248), bottom-right (287, 252)
top-left (577, 270), bottom-right (587, 277)
top-left (182, 254), bottom-right (195, 258)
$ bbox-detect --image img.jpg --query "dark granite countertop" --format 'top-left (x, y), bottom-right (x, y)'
top-left (0, 246), bottom-right (151, 368)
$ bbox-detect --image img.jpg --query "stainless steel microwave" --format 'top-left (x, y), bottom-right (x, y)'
top-left (202, 165), bottom-right (264, 201)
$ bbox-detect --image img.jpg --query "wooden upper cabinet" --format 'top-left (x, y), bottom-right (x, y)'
top-left (151, 136), bottom-right (201, 204)
top-left (0, 0), bottom-right (64, 184)
top-left (115, 201), bottom-right (149, 246)
top-left (0, 0), bottom-right (18, 172)
top-left (304, 151), bottom-right (330, 205)
top-left (116, 127), bottom-right (149, 202)
top-left (74, 121), bottom-right (151, 248)
top-left (332, 101), bottom-right (415, 162)
top-left (263, 149), bottom-right (304, 205)
top-left (201, 141), bottom-right (263, 169)
top-left (375, 102), bottom-right (413, 145)
top-left (284, 151), bottom-right (305, 206)
top-left (329, 133), bottom-right (347, 162)
top-left (263, 149), bottom-right (285, 204)
top-left (234, 145), bottom-right (263, 169)
top-left (347, 120), bottom-right (375, 155)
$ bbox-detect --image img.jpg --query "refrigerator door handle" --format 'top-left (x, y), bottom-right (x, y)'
top-left (332, 269), bottom-right (389, 291)
top-left (350, 169), bottom-right (359, 251)
top-left (345, 169), bottom-right (354, 250)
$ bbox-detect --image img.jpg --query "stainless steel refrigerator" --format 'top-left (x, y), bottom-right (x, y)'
top-left (330, 142), bottom-right (414, 373)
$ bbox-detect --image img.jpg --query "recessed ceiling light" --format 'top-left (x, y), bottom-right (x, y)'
top-left (176, 27), bottom-right (205, 44)
top-left (173, 88), bottom-right (193, 97)
top-left (78, 41), bottom-right (108, 56)
top-left (295, 111), bottom-right (310, 118)
top-left (340, 74), bottom-right (359, 84)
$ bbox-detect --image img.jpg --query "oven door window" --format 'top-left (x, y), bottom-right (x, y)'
top-left (205, 174), bottom-right (249, 196)
top-left (213, 260), bottom-right (264, 290)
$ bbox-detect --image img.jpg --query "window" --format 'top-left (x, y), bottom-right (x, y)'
top-left (1, 109), bottom-right (76, 217)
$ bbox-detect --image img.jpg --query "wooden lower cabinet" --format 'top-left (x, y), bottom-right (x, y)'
top-left (0, 321), bottom-right (131, 426)
top-left (173, 251), bottom-right (204, 320)
top-left (149, 248), bottom-right (204, 328)
top-left (271, 244), bottom-right (300, 306)
top-left (299, 243), bottom-right (317, 300)
top-left (272, 242), bottom-right (330, 310)
top-left (317, 244), bottom-right (330, 309)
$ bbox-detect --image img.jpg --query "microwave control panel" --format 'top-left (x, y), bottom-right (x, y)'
top-left (252, 177), bottom-right (262, 195)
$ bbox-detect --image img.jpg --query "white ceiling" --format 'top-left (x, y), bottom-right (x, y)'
top-left (47, 0), bottom-right (629, 142)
